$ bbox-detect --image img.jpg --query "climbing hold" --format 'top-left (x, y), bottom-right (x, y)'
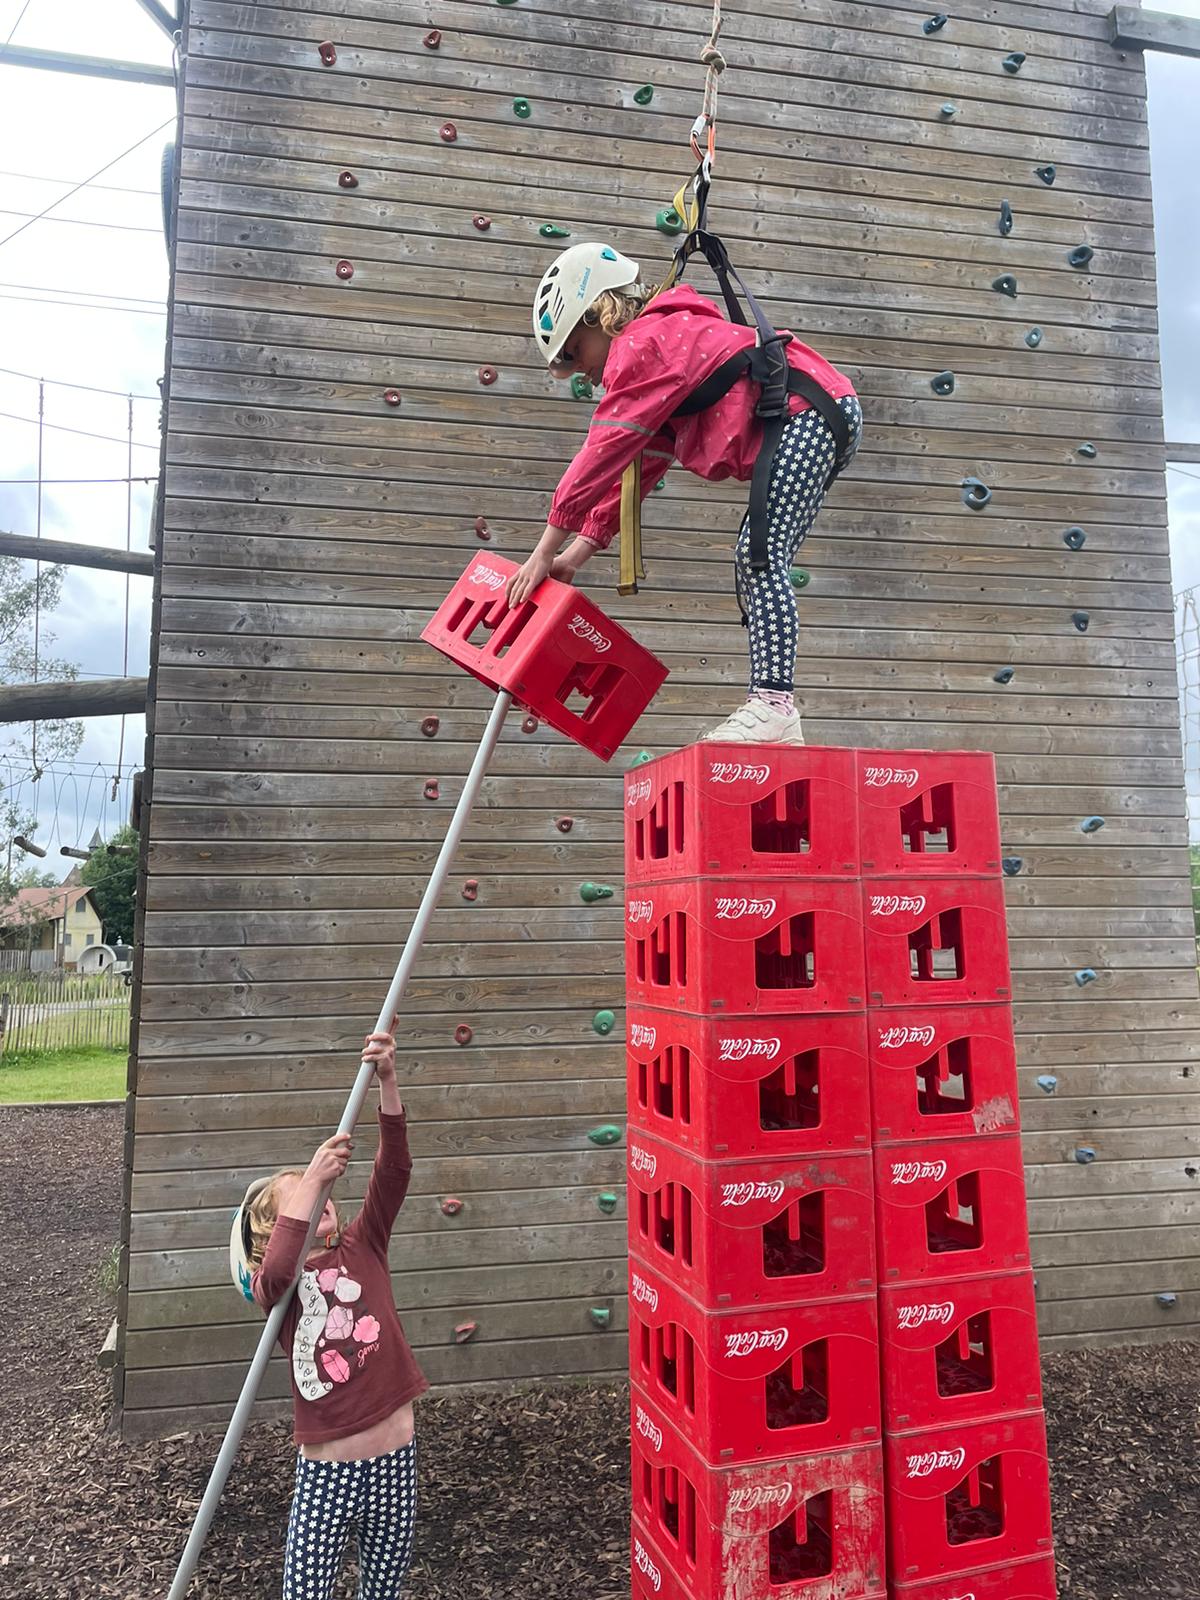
top-left (922, 13), bottom-right (949, 33)
top-left (383, 389), bottom-right (401, 407)
top-left (1035, 164), bottom-right (1056, 185)
top-left (454, 1023), bottom-right (473, 1046)
top-left (461, 879), bottom-right (479, 902)
top-left (454, 1321), bottom-right (478, 1343)
top-left (579, 882), bottom-right (615, 903)
top-left (1080, 815), bottom-right (1106, 833)
top-left (654, 479), bottom-right (665, 491)
top-left (628, 750), bottom-right (653, 767)
top-left (337, 170), bottom-right (358, 189)
top-left (478, 366), bottom-right (498, 386)
top-left (592, 1010), bottom-right (616, 1036)
top-left (512, 97), bottom-right (532, 119)
top-left (1073, 1146), bottom-right (1097, 1164)
top-left (423, 779), bottom-right (440, 801)
top-left (789, 567), bottom-right (810, 589)
top-left (1002, 51), bottom-right (1026, 72)
top-left (1067, 245), bottom-right (1094, 268)
top-left (472, 214), bottom-right (492, 231)
top-left (656, 209), bottom-right (685, 236)
top-left (588, 1307), bottom-right (612, 1329)
top-left (991, 274), bottom-right (1018, 298)
top-left (420, 715), bottom-right (439, 738)
top-left (1156, 1293), bottom-right (1178, 1308)
top-left (439, 122), bottom-right (457, 143)
top-left (999, 199), bottom-right (1013, 236)
top-left (1076, 442), bottom-right (1097, 459)
top-left (1036, 1075), bottom-right (1058, 1095)
top-left (1074, 967), bottom-right (1098, 986)
top-left (1002, 857), bottom-right (1024, 876)
top-left (335, 259), bottom-right (354, 280)
top-left (423, 28), bottom-right (442, 48)
top-left (521, 714), bottom-right (539, 734)
top-left (634, 83), bottom-right (655, 105)
top-left (571, 374), bottom-right (594, 401)
top-left (1063, 526), bottom-right (1086, 550)
top-left (587, 1123), bottom-right (622, 1145)
top-left (441, 1196), bottom-right (464, 1216)
top-left (318, 40), bottom-right (337, 65)
top-left (496, 0), bottom-right (519, 5)
top-left (596, 1192), bottom-right (618, 1214)
top-left (1071, 610), bottom-right (1090, 632)
top-left (961, 477), bottom-right (992, 511)
top-left (474, 516), bottom-right (491, 540)
top-left (556, 816), bottom-right (574, 833)
top-left (993, 667), bottom-right (1015, 684)
top-left (931, 371), bottom-right (956, 396)
top-left (1024, 327), bottom-right (1043, 348)
top-left (938, 102), bottom-right (958, 119)
top-left (539, 222), bottom-right (570, 239)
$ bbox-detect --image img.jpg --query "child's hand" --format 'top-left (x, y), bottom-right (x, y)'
top-left (362, 1029), bottom-right (397, 1082)
top-left (507, 551), bottom-right (552, 607)
top-left (306, 1132), bottom-right (352, 1186)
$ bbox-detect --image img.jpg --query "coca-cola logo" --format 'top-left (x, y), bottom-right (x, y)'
top-left (896, 1301), bottom-right (956, 1331)
top-left (566, 613), bottom-right (611, 653)
top-left (467, 562), bottom-right (505, 591)
top-left (630, 1271), bottom-right (659, 1312)
top-left (627, 899), bottom-right (654, 925)
top-left (633, 1538), bottom-right (661, 1591)
top-left (630, 1023), bottom-right (657, 1049)
top-left (708, 761), bottom-right (771, 785)
top-left (626, 777), bottom-right (652, 808)
top-left (714, 896), bottom-right (776, 920)
top-left (724, 1327), bottom-right (789, 1358)
top-left (870, 893), bottom-right (927, 917)
top-left (890, 1159), bottom-right (948, 1186)
top-left (717, 1036), bottom-right (781, 1063)
top-left (634, 1404), bottom-right (663, 1452)
top-left (877, 1024), bottom-right (937, 1049)
top-left (728, 1483), bottom-right (791, 1513)
top-left (721, 1179), bottom-right (786, 1207)
top-left (863, 766), bottom-right (920, 789)
top-left (905, 1446), bottom-right (967, 1479)
top-left (629, 1145), bottom-right (657, 1178)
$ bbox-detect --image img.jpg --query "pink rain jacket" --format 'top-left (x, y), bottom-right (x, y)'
top-left (548, 285), bottom-right (856, 550)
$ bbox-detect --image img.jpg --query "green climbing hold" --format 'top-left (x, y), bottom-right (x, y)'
top-left (1024, 327), bottom-right (1043, 348)
top-left (539, 222), bottom-right (570, 239)
top-left (998, 200), bottom-right (1013, 237)
top-left (587, 1122), bottom-right (622, 1144)
top-left (991, 274), bottom-right (1018, 298)
top-left (1076, 442), bottom-right (1097, 459)
top-left (1035, 164), bottom-right (1056, 185)
top-left (1002, 51), bottom-right (1026, 73)
top-left (938, 102), bottom-right (958, 119)
top-left (655, 208), bottom-right (685, 235)
top-left (596, 1192), bottom-right (618, 1214)
top-left (496, 0), bottom-right (519, 6)
top-left (592, 1011), bottom-right (616, 1037)
top-left (961, 476), bottom-right (992, 511)
top-left (634, 84), bottom-right (654, 105)
top-left (579, 881), bottom-right (614, 903)
top-left (1063, 526), bottom-right (1086, 550)
top-left (628, 750), bottom-right (653, 767)
top-left (1067, 245), bottom-right (1094, 268)
top-left (789, 567), bottom-right (811, 589)
top-left (570, 374), bottom-right (594, 400)
top-left (931, 371), bottom-right (955, 396)
top-left (993, 667), bottom-right (1014, 684)
top-left (654, 479), bottom-right (665, 491)
top-left (512, 97), bottom-right (532, 119)
top-left (922, 14), bottom-right (949, 34)
top-left (588, 1306), bottom-right (612, 1328)
top-left (1071, 610), bottom-right (1090, 632)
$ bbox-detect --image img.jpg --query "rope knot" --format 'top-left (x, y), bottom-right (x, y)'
top-left (700, 44), bottom-right (727, 72)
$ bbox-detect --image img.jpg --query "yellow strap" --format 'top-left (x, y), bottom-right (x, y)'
top-left (618, 457), bottom-right (645, 596)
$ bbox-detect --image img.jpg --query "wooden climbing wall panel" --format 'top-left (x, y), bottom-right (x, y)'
top-left (117, 0), bottom-right (1200, 1436)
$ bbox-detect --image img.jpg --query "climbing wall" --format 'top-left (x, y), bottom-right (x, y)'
top-left (117, 0), bottom-right (1198, 1437)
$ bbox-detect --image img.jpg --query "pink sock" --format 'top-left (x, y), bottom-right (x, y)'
top-left (752, 688), bottom-right (795, 714)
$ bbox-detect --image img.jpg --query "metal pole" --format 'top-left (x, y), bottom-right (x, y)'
top-left (166, 690), bottom-right (513, 1599)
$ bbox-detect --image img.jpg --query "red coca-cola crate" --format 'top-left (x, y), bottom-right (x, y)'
top-left (868, 1005), bottom-right (1019, 1147)
top-left (420, 554), bottom-right (667, 761)
top-left (627, 1008), bottom-right (872, 1159)
top-left (885, 1411), bottom-right (1054, 1583)
top-left (880, 1271), bottom-right (1043, 1434)
top-left (631, 1389), bottom-right (886, 1600)
top-left (626, 879), bottom-right (866, 1016)
top-left (627, 1135), bottom-right (876, 1307)
top-left (891, 1555), bottom-right (1058, 1600)
top-left (629, 1258), bottom-right (880, 1463)
top-left (862, 880), bottom-right (1011, 1008)
top-left (874, 1136), bottom-right (1030, 1286)
top-left (624, 744), bottom-right (860, 885)
top-left (855, 751), bottom-right (1001, 878)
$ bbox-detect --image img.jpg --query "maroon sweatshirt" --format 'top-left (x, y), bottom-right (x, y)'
top-left (253, 1110), bottom-right (429, 1445)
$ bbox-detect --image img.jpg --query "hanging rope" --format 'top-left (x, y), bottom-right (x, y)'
top-left (694, 0), bottom-right (725, 168)
top-left (31, 379), bottom-right (43, 781)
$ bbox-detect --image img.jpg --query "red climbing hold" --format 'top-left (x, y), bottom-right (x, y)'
top-left (335, 259), bottom-right (354, 280)
top-left (420, 715), bottom-right (439, 737)
top-left (383, 389), bottom-right (401, 407)
top-left (461, 879), bottom-right (479, 901)
top-left (454, 1023), bottom-right (473, 1046)
top-left (478, 365), bottom-right (498, 386)
top-left (337, 170), bottom-right (358, 189)
top-left (318, 40), bottom-right (337, 65)
top-left (556, 816), bottom-right (574, 833)
top-left (423, 779), bottom-right (440, 801)
top-left (472, 214), bottom-right (492, 231)
top-left (439, 121), bottom-right (458, 143)
top-left (522, 715), bottom-right (539, 734)
top-left (474, 516), bottom-right (491, 540)
top-left (441, 1196), bottom-right (464, 1216)
top-left (454, 1321), bottom-right (478, 1343)
top-left (423, 28), bottom-right (442, 48)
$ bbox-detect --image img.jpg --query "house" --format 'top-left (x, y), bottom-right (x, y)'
top-left (0, 885), bottom-right (105, 970)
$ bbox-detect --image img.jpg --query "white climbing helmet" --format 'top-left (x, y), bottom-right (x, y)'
top-left (229, 1175), bottom-right (273, 1303)
top-left (532, 242), bottom-right (640, 367)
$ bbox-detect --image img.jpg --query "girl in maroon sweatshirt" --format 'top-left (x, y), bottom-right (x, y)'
top-left (239, 1029), bottom-right (427, 1598)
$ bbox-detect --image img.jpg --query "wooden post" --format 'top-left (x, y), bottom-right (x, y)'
top-left (0, 677), bottom-right (148, 720)
top-left (0, 532), bottom-right (154, 577)
top-left (0, 994), bottom-right (8, 1055)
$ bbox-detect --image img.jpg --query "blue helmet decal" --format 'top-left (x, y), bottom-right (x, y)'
top-left (540, 311), bottom-right (553, 330)
top-left (601, 248), bottom-right (617, 261)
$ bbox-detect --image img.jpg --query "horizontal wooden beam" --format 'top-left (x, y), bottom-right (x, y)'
top-left (0, 677), bottom-right (148, 722)
top-left (1165, 442), bottom-right (1200, 463)
top-left (0, 44), bottom-right (175, 87)
top-left (1110, 6), bottom-right (1200, 57)
top-left (0, 531), bottom-right (154, 577)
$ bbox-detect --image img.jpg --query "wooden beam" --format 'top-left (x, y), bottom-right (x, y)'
top-left (1165, 443), bottom-right (1200, 464)
top-left (0, 678), bottom-right (148, 721)
top-left (0, 532), bottom-right (154, 577)
top-left (0, 45), bottom-right (174, 88)
top-left (134, 0), bottom-right (179, 42)
top-left (1110, 7), bottom-right (1200, 58)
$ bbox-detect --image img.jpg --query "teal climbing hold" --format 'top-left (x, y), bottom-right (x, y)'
top-left (991, 274), bottom-right (1018, 298)
top-left (592, 1011), bottom-right (616, 1037)
top-left (596, 1192), bottom-right (618, 1215)
top-left (656, 208), bottom-right (685, 236)
top-left (1071, 610), bottom-right (1090, 632)
top-left (1002, 51), bottom-right (1026, 72)
top-left (998, 200), bottom-right (1013, 237)
top-left (1076, 442), bottom-right (1098, 459)
top-left (512, 97), bottom-right (532, 119)
top-left (1035, 164), bottom-right (1056, 185)
top-left (1080, 815), bottom-right (1105, 833)
top-left (961, 477), bottom-right (992, 510)
top-left (1067, 245), bottom-right (1094, 268)
top-left (539, 222), bottom-right (570, 239)
top-left (1073, 1146), bottom-right (1097, 1164)
top-left (1036, 1074), bottom-right (1058, 1094)
top-left (628, 750), bottom-right (653, 767)
top-left (938, 103), bottom-right (957, 119)
top-left (654, 479), bottom-right (665, 491)
top-left (1024, 327), bottom-right (1043, 348)
top-left (1074, 967), bottom-right (1098, 987)
top-left (922, 13), bottom-right (949, 33)
top-left (789, 567), bottom-right (811, 588)
top-left (588, 1306), bottom-right (612, 1328)
top-left (931, 371), bottom-right (956, 396)
top-left (579, 881), bottom-right (614, 903)
top-left (1002, 857), bottom-right (1023, 876)
top-left (993, 667), bottom-right (1014, 684)
top-left (570, 374), bottom-right (594, 400)
top-left (1063, 527), bottom-right (1086, 550)
top-left (496, 0), bottom-right (519, 6)
top-left (634, 84), bottom-right (654, 105)
top-left (587, 1122), bottom-right (622, 1144)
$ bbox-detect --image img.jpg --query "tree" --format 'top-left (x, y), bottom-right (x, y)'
top-left (81, 825), bottom-right (138, 945)
top-left (0, 550), bottom-right (84, 773)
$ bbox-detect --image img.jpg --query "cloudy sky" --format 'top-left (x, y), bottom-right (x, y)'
top-left (0, 0), bottom-right (1198, 860)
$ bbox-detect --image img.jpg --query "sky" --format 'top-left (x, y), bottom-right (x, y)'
top-left (0, 0), bottom-right (1198, 863)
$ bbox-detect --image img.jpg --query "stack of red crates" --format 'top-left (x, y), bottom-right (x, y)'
top-left (624, 745), bottom-right (887, 1600)
top-left (859, 751), bottom-right (1056, 1600)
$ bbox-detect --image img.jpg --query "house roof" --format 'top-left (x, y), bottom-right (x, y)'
top-left (0, 884), bottom-right (94, 928)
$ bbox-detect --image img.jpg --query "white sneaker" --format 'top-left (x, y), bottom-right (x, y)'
top-left (701, 697), bottom-right (806, 745)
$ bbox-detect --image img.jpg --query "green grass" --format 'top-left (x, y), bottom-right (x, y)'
top-left (0, 1046), bottom-right (126, 1103)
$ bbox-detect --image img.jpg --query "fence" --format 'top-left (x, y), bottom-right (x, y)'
top-left (0, 970), bottom-right (132, 1057)
top-left (0, 949), bottom-right (56, 974)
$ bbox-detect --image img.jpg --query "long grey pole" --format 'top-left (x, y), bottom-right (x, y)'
top-left (166, 690), bottom-right (513, 1599)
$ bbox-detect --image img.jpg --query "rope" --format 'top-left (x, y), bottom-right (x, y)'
top-left (694, 0), bottom-right (725, 165)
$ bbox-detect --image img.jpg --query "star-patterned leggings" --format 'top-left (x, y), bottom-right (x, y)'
top-left (283, 1439), bottom-right (417, 1600)
top-left (734, 395), bottom-right (863, 691)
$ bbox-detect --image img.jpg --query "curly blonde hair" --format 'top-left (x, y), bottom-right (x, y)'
top-left (582, 283), bottom-right (654, 339)
top-left (246, 1168), bottom-right (305, 1270)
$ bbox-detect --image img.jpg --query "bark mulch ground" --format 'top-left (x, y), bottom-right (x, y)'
top-left (1, 1104), bottom-right (1195, 1598)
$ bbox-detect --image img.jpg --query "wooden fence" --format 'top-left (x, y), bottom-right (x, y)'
top-left (0, 971), bottom-right (132, 1057)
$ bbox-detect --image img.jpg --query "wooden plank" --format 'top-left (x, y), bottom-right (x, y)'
top-left (1110, 6), bottom-right (1200, 59)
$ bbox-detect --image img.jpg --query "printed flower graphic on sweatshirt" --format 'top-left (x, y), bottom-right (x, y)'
top-left (292, 1264), bottom-right (381, 1400)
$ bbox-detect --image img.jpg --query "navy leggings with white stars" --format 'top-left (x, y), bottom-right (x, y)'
top-left (734, 395), bottom-right (862, 691)
top-left (283, 1440), bottom-right (416, 1600)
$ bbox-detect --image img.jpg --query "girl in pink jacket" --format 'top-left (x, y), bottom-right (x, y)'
top-left (508, 242), bottom-right (861, 746)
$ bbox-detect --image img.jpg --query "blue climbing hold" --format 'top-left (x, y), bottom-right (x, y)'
top-left (1157, 1292), bottom-right (1178, 1308)
top-left (1002, 857), bottom-right (1023, 876)
top-left (961, 477), bottom-right (992, 510)
top-left (931, 371), bottom-right (956, 396)
top-left (1073, 1146), bottom-right (1097, 1164)
top-left (923, 13), bottom-right (949, 33)
top-left (1036, 1074), bottom-right (1058, 1095)
top-left (993, 667), bottom-right (1015, 684)
top-left (1035, 164), bottom-right (1056, 185)
top-left (1002, 51), bottom-right (1026, 73)
top-left (1072, 610), bottom-right (1090, 632)
top-left (1075, 967), bottom-right (1098, 987)
top-left (991, 274), bottom-right (1018, 298)
top-left (1080, 815), bottom-right (1106, 833)
top-left (999, 200), bottom-right (1013, 237)
top-left (1024, 327), bottom-right (1043, 348)
top-left (1068, 245), bottom-right (1094, 268)
top-left (939, 102), bottom-right (958, 119)
top-left (1063, 527), bottom-right (1086, 550)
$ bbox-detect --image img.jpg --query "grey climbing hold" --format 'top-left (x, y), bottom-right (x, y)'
top-left (998, 200), bottom-right (1013, 237)
top-left (1063, 527), bottom-right (1086, 550)
top-left (931, 371), bottom-right (956, 396)
top-left (1080, 815), bottom-right (1106, 833)
top-left (1002, 51), bottom-right (1026, 72)
top-left (1073, 1146), bottom-right (1097, 1164)
top-left (1076, 442), bottom-right (1097, 459)
top-left (1156, 1292), bottom-right (1178, 1308)
top-left (1024, 327), bottom-right (1043, 348)
top-left (1071, 610), bottom-right (1090, 632)
top-left (961, 476), bottom-right (992, 511)
top-left (592, 1011), bottom-right (616, 1037)
top-left (991, 274), bottom-right (1018, 298)
top-left (1002, 857), bottom-right (1024, 876)
top-left (1035, 164), bottom-right (1056, 185)
top-left (1036, 1074), bottom-right (1058, 1095)
top-left (1074, 967), bottom-right (1098, 987)
top-left (1068, 245), bottom-right (1094, 268)
top-left (922, 13), bottom-right (949, 33)
top-left (587, 1122), bottom-right (622, 1145)
top-left (993, 667), bottom-right (1015, 684)
top-left (939, 102), bottom-right (958, 119)
top-left (579, 881), bottom-right (614, 903)
top-left (596, 1192), bottom-right (618, 1214)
